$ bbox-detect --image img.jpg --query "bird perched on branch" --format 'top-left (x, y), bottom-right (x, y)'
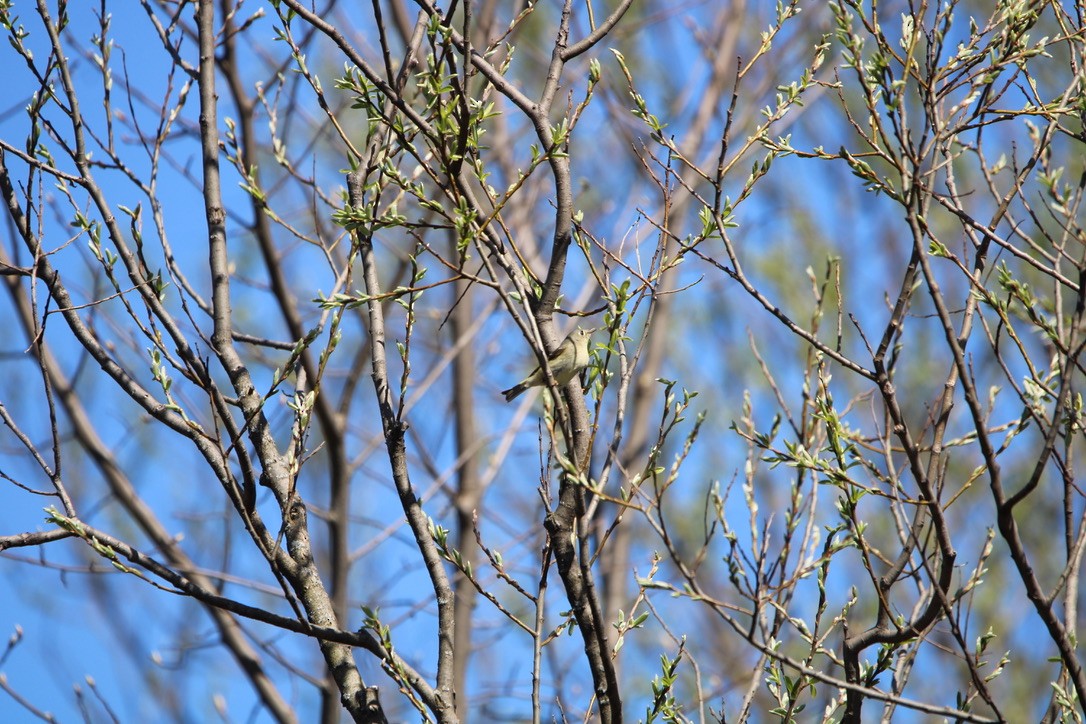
top-left (502, 327), bottom-right (595, 402)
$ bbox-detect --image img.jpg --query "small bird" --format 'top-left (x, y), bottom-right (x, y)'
top-left (502, 327), bottom-right (595, 402)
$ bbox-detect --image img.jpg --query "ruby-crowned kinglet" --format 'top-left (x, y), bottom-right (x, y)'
top-left (502, 327), bottom-right (594, 402)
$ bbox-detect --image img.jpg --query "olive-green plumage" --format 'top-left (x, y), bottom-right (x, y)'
top-left (502, 327), bottom-right (594, 402)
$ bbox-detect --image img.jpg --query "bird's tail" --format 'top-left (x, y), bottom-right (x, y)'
top-left (502, 384), bottom-right (526, 402)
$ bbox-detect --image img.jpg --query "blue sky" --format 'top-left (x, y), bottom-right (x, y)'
top-left (0, 2), bottom-right (1078, 722)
